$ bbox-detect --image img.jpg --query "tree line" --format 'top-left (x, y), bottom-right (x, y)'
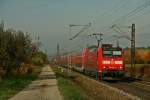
top-left (124, 48), bottom-right (150, 64)
top-left (0, 22), bottom-right (47, 75)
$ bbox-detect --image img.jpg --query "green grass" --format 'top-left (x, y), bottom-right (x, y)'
top-left (0, 73), bottom-right (38, 100)
top-left (58, 77), bottom-right (84, 100)
top-left (52, 66), bottom-right (85, 100)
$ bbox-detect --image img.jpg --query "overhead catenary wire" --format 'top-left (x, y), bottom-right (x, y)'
top-left (110, 24), bottom-right (131, 40)
top-left (110, 0), bottom-right (150, 25)
top-left (68, 0), bottom-right (135, 46)
top-left (89, 0), bottom-right (130, 34)
top-left (69, 23), bottom-right (91, 40)
top-left (63, 0), bottom-right (150, 56)
top-left (97, 0), bottom-right (150, 47)
top-left (98, 0), bottom-right (150, 36)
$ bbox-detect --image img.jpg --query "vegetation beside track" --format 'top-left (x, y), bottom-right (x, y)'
top-left (0, 25), bottom-right (48, 99)
top-left (125, 64), bottom-right (150, 79)
top-left (57, 77), bottom-right (84, 100)
top-left (51, 65), bottom-right (141, 100)
top-left (0, 65), bottom-right (42, 100)
top-left (51, 66), bottom-right (94, 100)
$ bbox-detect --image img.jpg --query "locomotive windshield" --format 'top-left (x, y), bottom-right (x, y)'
top-left (113, 51), bottom-right (122, 56)
top-left (103, 51), bottom-right (112, 57)
top-left (103, 50), bottom-right (122, 57)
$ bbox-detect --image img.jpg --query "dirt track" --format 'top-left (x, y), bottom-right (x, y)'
top-left (9, 65), bottom-right (63, 100)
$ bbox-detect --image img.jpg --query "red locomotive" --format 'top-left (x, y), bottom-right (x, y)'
top-left (57, 44), bottom-right (124, 80)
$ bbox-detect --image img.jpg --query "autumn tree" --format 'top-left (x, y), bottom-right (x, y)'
top-left (0, 23), bottom-right (39, 74)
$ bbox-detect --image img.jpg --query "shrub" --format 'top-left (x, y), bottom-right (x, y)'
top-left (0, 24), bottom-right (40, 75)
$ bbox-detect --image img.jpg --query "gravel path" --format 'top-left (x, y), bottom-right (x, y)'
top-left (9, 65), bottom-right (63, 100)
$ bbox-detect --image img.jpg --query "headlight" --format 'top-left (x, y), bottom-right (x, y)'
top-left (103, 61), bottom-right (110, 64)
top-left (115, 61), bottom-right (123, 64)
top-left (119, 66), bottom-right (123, 69)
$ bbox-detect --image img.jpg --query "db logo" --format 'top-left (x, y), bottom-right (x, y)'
top-left (111, 59), bottom-right (115, 64)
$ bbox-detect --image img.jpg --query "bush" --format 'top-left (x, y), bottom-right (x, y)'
top-left (138, 60), bottom-right (145, 64)
top-left (147, 60), bottom-right (150, 64)
top-left (31, 51), bottom-right (48, 66)
top-left (32, 57), bottom-right (44, 66)
top-left (0, 25), bottom-right (40, 75)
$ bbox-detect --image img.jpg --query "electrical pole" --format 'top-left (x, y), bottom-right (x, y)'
top-left (92, 33), bottom-right (103, 47)
top-left (131, 23), bottom-right (135, 77)
top-left (0, 20), bottom-right (4, 32)
top-left (110, 23), bottom-right (136, 77)
top-left (57, 43), bottom-right (60, 58)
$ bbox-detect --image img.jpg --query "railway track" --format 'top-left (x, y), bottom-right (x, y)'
top-left (102, 78), bottom-right (150, 100)
top-left (137, 80), bottom-right (150, 86)
top-left (132, 81), bottom-right (150, 92)
top-left (58, 66), bottom-right (150, 100)
top-left (75, 71), bottom-right (150, 100)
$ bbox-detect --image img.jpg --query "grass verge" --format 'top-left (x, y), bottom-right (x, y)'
top-left (52, 66), bottom-right (86, 100)
top-left (57, 77), bottom-right (84, 100)
top-left (0, 66), bottom-right (42, 100)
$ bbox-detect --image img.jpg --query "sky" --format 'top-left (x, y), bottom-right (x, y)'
top-left (0, 0), bottom-right (150, 56)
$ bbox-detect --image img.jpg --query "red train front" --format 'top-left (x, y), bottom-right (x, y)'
top-left (97, 44), bottom-right (124, 79)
